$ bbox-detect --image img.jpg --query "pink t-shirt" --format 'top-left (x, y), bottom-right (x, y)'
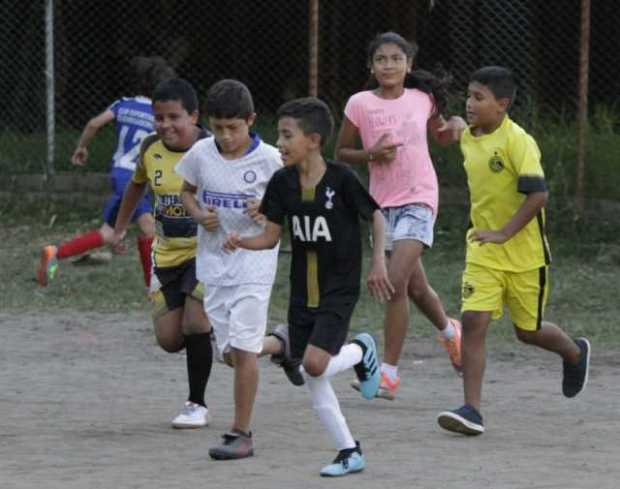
top-left (344, 88), bottom-right (438, 213)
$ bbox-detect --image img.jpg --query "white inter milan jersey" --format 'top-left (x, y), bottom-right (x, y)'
top-left (175, 135), bottom-right (282, 286)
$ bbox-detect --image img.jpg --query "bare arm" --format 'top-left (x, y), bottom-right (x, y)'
top-left (224, 221), bottom-right (282, 252)
top-left (429, 114), bottom-right (467, 146)
top-left (470, 191), bottom-right (548, 245)
top-left (180, 181), bottom-right (219, 231)
top-left (72, 109), bottom-right (115, 166)
top-left (112, 181), bottom-right (148, 244)
top-left (365, 209), bottom-right (394, 302)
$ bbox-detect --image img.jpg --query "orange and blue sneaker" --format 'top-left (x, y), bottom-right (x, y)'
top-left (438, 318), bottom-right (463, 375)
top-left (36, 245), bottom-right (58, 287)
top-left (351, 371), bottom-right (400, 400)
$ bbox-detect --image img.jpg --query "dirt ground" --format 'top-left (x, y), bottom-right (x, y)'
top-left (1, 312), bottom-right (618, 489)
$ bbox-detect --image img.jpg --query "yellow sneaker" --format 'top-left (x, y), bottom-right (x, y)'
top-left (438, 318), bottom-right (463, 374)
top-left (351, 371), bottom-right (400, 400)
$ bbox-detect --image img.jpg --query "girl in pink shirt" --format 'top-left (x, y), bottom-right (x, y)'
top-left (335, 32), bottom-right (466, 400)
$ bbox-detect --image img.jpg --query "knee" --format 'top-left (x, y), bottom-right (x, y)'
top-left (515, 327), bottom-right (537, 345)
top-left (157, 335), bottom-right (184, 353)
top-left (302, 358), bottom-right (326, 378)
top-left (182, 319), bottom-right (210, 336)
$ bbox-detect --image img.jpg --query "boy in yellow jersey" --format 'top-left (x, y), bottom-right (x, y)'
top-left (112, 78), bottom-right (214, 429)
top-left (437, 66), bottom-right (590, 436)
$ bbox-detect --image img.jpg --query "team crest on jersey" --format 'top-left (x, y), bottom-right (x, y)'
top-left (292, 215), bottom-right (332, 242)
top-left (488, 151), bottom-right (504, 173)
top-left (325, 187), bottom-right (335, 210)
top-left (243, 170), bottom-right (257, 183)
top-left (462, 281), bottom-right (475, 299)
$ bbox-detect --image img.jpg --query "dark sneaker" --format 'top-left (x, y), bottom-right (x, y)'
top-left (270, 324), bottom-right (305, 386)
top-left (562, 337), bottom-right (591, 398)
top-left (319, 441), bottom-right (366, 477)
top-left (437, 404), bottom-right (484, 436)
top-left (352, 333), bottom-right (380, 400)
top-left (209, 430), bottom-right (254, 460)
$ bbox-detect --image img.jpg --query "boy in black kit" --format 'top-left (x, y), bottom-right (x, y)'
top-left (224, 97), bottom-right (393, 477)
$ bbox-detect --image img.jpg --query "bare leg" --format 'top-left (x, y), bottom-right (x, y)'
top-left (407, 258), bottom-right (450, 331)
top-left (231, 348), bottom-right (259, 433)
top-left (514, 321), bottom-right (580, 364)
top-left (382, 240), bottom-right (423, 365)
top-left (462, 311), bottom-right (492, 411)
top-left (153, 307), bottom-right (185, 352)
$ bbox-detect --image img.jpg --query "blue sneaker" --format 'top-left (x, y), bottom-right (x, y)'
top-left (319, 442), bottom-right (366, 477)
top-left (437, 404), bottom-right (484, 436)
top-left (352, 333), bottom-right (380, 400)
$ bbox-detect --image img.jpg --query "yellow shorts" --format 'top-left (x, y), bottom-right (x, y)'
top-left (461, 263), bottom-right (549, 331)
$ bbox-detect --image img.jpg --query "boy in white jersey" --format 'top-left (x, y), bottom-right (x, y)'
top-left (177, 79), bottom-right (286, 460)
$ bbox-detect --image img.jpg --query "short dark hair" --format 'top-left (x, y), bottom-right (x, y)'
top-left (205, 79), bottom-right (254, 119)
top-left (130, 56), bottom-right (176, 97)
top-left (152, 78), bottom-right (199, 114)
top-left (470, 66), bottom-right (517, 104)
top-left (277, 97), bottom-right (334, 147)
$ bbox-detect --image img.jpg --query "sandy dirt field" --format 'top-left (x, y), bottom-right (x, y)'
top-left (1, 312), bottom-right (618, 489)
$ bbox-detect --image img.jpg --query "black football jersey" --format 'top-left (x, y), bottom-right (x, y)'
top-left (261, 160), bottom-right (379, 308)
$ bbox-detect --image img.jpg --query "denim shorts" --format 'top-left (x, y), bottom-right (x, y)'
top-left (382, 203), bottom-right (434, 250)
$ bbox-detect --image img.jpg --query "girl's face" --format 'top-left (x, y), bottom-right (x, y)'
top-left (153, 100), bottom-right (198, 150)
top-left (370, 43), bottom-right (412, 89)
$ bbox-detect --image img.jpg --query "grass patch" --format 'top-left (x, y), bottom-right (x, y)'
top-left (3, 198), bottom-right (619, 346)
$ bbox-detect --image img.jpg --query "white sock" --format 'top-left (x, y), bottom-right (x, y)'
top-left (303, 371), bottom-right (356, 450)
top-left (321, 343), bottom-right (363, 378)
top-left (441, 321), bottom-right (455, 339)
top-left (381, 362), bottom-right (399, 380)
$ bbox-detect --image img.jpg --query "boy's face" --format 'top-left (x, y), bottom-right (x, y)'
top-left (466, 81), bottom-right (509, 131)
top-left (371, 43), bottom-right (412, 89)
top-left (208, 114), bottom-right (256, 157)
top-left (153, 100), bottom-right (198, 150)
top-left (276, 117), bottom-right (319, 166)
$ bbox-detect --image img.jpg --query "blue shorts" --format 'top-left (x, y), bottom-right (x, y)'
top-left (103, 171), bottom-right (152, 226)
top-left (382, 203), bottom-right (434, 250)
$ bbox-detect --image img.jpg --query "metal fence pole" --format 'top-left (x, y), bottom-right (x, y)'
top-left (45, 0), bottom-right (55, 178)
top-left (575, 0), bottom-right (591, 215)
top-left (308, 0), bottom-right (319, 97)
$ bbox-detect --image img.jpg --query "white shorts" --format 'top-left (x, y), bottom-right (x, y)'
top-left (204, 283), bottom-right (272, 356)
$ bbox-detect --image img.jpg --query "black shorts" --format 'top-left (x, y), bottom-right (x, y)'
top-left (153, 258), bottom-right (202, 314)
top-left (288, 300), bottom-right (357, 359)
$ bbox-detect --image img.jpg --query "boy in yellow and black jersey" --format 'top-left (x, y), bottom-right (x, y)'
top-left (113, 78), bottom-right (214, 429)
top-left (437, 66), bottom-right (591, 437)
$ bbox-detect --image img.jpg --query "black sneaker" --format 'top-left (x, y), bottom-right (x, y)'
top-left (269, 324), bottom-right (305, 386)
top-left (209, 430), bottom-right (254, 460)
top-left (437, 404), bottom-right (485, 435)
top-left (562, 337), bottom-right (591, 398)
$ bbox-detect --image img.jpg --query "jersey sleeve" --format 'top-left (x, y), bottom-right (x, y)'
top-left (343, 94), bottom-right (362, 128)
top-left (132, 136), bottom-right (152, 184)
top-left (259, 172), bottom-right (286, 226)
top-left (341, 166), bottom-right (379, 220)
top-left (509, 132), bottom-right (547, 194)
top-left (107, 99), bottom-right (121, 119)
top-left (174, 144), bottom-right (200, 187)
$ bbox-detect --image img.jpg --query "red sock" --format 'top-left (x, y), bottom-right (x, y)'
top-left (57, 230), bottom-right (104, 259)
top-left (137, 236), bottom-right (153, 287)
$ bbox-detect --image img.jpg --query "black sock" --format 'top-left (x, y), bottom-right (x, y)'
top-left (184, 332), bottom-right (213, 407)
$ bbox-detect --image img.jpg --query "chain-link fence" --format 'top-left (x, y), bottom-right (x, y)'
top-left (1, 1), bottom-right (617, 188)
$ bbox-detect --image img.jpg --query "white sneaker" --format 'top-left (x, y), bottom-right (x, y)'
top-left (171, 401), bottom-right (209, 429)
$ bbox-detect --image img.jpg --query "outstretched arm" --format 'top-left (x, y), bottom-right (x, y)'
top-left (72, 109), bottom-right (115, 166)
top-left (224, 221), bottom-right (282, 252)
top-left (470, 191), bottom-right (548, 245)
top-left (429, 114), bottom-right (467, 146)
top-left (112, 181), bottom-right (148, 245)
